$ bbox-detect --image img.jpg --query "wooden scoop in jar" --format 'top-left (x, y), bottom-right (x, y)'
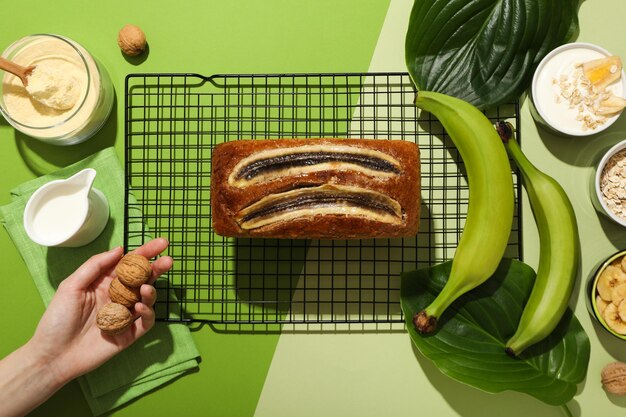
top-left (0, 56), bottom-right (80, 110)
top-left (0, 57), bottom-right (35, 86)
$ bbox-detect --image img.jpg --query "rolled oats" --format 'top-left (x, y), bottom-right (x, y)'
top-left (553, 65), bottom-right (609, 131)
top-left (601, 149), bottom-right (626, 220)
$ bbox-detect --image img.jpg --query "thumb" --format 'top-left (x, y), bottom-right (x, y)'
top-left (66, 246), bottom-right (123, 290)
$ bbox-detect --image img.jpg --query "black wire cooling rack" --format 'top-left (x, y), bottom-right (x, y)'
top-left (124, 72), bottom-right (522, 327)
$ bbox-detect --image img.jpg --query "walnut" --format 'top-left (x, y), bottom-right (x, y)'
top-left (601, 362), bottom-right (626, 395)
top-left (118, 24), bottom-right (146, 56)
top-left (109, 277), bottom-right (141, 308)
top-left (96, 302), bottom-right (133, 335)
top-left (115, 253), bottom-right (151, 287)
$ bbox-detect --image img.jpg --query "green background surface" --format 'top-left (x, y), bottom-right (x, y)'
top-left (0, 1), bottom-right (389, 416)
top-left (2, 1), bottom-right (626, 416)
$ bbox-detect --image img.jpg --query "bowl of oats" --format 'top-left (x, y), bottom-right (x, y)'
top-left (530, 42), bottom-right (626, 137)
top-left (594, 140), bottom-right (626, 226)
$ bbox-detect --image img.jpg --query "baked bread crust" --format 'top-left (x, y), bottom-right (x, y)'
top-left (211, 138), bottom-right (420, 239)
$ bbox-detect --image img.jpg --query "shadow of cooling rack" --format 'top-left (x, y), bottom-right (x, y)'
top-left (124, 72), bottom-right (522, 331)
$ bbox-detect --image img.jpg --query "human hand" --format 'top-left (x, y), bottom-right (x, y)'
top-left (27, 238), bottom-right (173, 385)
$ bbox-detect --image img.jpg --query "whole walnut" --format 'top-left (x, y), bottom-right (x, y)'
top-left (118, 24), bottom-right (147, 56)
top-left (109, 277), bottom-right (141, 308)
top-left (601, 362), bottom-right (626, 395)
top-left (96, 303), bottom-right (133, 335)
top-left (115, 253), bottom-right (152, 287)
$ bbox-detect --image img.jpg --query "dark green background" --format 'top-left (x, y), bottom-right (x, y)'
top-left (0, 1), bottom-right (389, 416)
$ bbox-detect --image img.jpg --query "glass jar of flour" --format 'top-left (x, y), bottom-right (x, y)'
top-left (0, 34), bottom-right (114, 145)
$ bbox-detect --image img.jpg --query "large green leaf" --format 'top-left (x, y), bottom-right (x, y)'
top-left (400, 259), bottom-right (589, 406)
top-left (405, 0), bottom-right (580, 108)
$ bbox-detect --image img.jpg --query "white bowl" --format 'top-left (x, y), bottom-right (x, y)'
top-left (531, 42), bottom-right (626, 137)
top-left (593, 140), bottom-right (626, 226)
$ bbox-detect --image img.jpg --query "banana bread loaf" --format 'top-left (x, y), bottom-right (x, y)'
top-left (211, 138), bottom-right (420, 239)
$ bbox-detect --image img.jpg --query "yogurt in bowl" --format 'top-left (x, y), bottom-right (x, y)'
top-left (0, 34), bottom-right (114, 145)
top-left (531, 42), bottom-right (626, 137)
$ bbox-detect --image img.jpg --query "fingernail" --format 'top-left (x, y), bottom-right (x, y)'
top-left (109, 246), bottom-right (122, 253)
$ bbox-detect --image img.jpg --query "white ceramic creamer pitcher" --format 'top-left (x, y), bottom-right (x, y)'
top-left (23, 168), bottom-right (109, 247)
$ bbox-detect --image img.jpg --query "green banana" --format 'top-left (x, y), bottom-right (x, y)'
top-left (496, 122), bottom-right (580, 357)
top-left (412, 91), bottom-right (514, 333)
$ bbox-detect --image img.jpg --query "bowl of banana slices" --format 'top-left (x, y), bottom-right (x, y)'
top-left (589, 250), bottom-right (626, 339)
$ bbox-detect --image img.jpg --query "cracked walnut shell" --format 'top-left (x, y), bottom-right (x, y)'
top-left (109, 277), bottom-right (141, 308)
top-left (115, 253), bottom-right (151, 288)
top-left (96, 303), bottom-right (133, 335)
top-left (118, 24), bottom-right (146, 56)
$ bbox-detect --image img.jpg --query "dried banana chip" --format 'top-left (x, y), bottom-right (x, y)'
top-left (598, 265), bottom-right (626, 302)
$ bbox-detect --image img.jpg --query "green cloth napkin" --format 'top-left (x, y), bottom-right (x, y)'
top-left (0, 147), bottom-right (200, 416)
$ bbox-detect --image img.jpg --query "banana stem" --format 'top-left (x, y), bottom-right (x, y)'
top-left (497, 122), bottom-right (535, 183)
top-left (495, 121), bottom-right (515, 143)
top-left (560, 404), bottom-right (573, 417)
top-left (496, 121), bottom-right (527, 168)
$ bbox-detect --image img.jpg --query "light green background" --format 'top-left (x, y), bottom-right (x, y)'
top-left (2, 1), bottom-right (626, 416)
